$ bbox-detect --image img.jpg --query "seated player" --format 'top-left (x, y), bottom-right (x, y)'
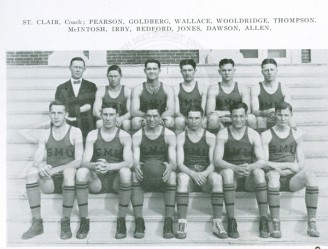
top-left (131, 104), bottom-right (177, 239)
top-left (206, 58), bottom-right (256, 133)
top-left (93, 65), bottom-right (131, 132)
top-left (174, 59), bottom-right (207, 134)
top-left (251, 58), bottom-right (296, 132)
top-left (131, 59), bottom-right (175, 131)
top-left (261, 102), bottom-right (320, 238)
top-left (22, 100), bottom-right (83, 240)
top-left (214, 102), bottom-right (270, 238)
top-left (176, 105), bottom-right (227, 239)
top-left (75, 102), bottom-right (133, 239)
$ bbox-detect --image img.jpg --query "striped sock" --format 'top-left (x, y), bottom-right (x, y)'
top-left (223, 183), bottom-right (235, 218)
top-left (211, 192), bottom-right (224, 219)
top-left (306, 186), bottom-right (319, 219)
top-left (268, 187), bottom-right (280, 220)
top-left (165, 185), bottom-right (176, 218)
top-left (26, 182), bottom-right (41, 219)
top-left (76, 183), bottom-right (88, 218)
top-left (118, 183), bottom-right (132, 217)
top-left (63, 185), bottom-right (75, 218)
top-left (177, 192), bottom-right (189, 219)
top-left (255, 183), bottom-right (268, 217)
top-left (131, 182), bottom-right (144, 218)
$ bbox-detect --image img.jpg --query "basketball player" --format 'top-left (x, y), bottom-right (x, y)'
top-left (22, 100), bottom-right (83, 240)
top-left (131, 59), bottom-right (175, 131)
top-left (75, 102), bottom-right (133, 239)
top-left (93, 65), bottom-right (131, 131)
top-left (174, 59), bottom-right (207, 134)
top-left (214, 102), bottom-right (270, 238)
top-left (176, 105), bottom-right (227, 239)
top-left (131, 104), bottom-right (177, 239)
top-left (261, 102), bottom-right (320, 238)
top-left (251, 58), bottom-right (295, 131)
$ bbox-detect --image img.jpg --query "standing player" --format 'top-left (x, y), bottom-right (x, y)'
top-left (22, 100), bottom-right (83, 240)
top-left (131, 104), bottom-right (177, 239)
top-left (93, 65), bottom-right (131, 132)
top-left (55, 57), bottom-right (97, 142)
top-left (131, 59), bottom-right (175, 131)
top-left (176, 105), bottom-right (227, 239)
top-left (214, 102), bottom-right (270, 238)
top-left (251, 58), bottom-right (295, 131)
top-left (261, 102), bottom-right (320, 238)
top-left (174, 59), bottom-right (207, 134)
top-left (206, 58), bottom-right (256, 133)
top-left (75, 102), bottom-right (133, 239)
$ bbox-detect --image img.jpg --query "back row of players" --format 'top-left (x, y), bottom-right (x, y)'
top-left (22, 57), bottom-right (319, 241)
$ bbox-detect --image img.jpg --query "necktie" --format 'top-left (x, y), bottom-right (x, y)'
top-left (73, 80), bottom-right (81, 84)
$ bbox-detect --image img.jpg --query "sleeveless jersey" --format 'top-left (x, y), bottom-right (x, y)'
top-left (103, 85), bottom-right (127, 116)
top-left (269, 128), bottom-right (297, 162)
top-left (216, 82), bottom-right (242, 111)
top-left (258, 82), bottom-right (284, 110)
top-left (46, 126), bottom-right (74, 167)
top-left (140, 82), bottom-right (167, 115)
top-left (140, 127), bottom-right (167, 162)
top-left (92, 128), bottom-right (124, 163)
top-left (178, 82), bottom-right (202, 116)
top-left (184, 130), bottom-right (209, 167)
top-left (223, 127), bottom-right (253, 165)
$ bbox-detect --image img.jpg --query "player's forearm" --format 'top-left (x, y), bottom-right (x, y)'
top-left (267, 161), bottom-right (294, 170)
top-left (215, 159), bottom-right (238, 171)
top-left (81, 161), bottom-right (97, 170)
top-left (108, 161), bottom-right (132, 171)
top-left (203, 164), bottom-right (214, 177)
top-left (249, 159), bottom-right (266, 170)
top-left (51, 160), bottom-right (81, 174)
top-left (178, 163), bottom-right (194, 176)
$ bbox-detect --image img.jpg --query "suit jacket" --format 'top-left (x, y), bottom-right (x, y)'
top-left (55, 79), bottom-right (97, 138)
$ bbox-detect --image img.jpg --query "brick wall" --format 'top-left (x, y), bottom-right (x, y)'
top-left (6, 51), bottom-right (53, 65)
top-left (301, 49), bottom-right (311, 63)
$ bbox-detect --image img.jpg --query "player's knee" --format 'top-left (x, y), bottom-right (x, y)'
top-left (252, 168), bottom-right (265, 182)
top-left (207, 113), bottom-right (220, 130)
top-left (76, 168), bottom-right (90, 184)
top-left (266, 171), bottom-right (280, 188)
top-left (209, 172), bottom-right (222, 187)
top-left (167, 171), bottom-right (177, 185)
top-left (304, 170), bottom-right (317, 186)
top-left (164, 116), bottom-right (174, 129)
top-left (63, 168), bottom-right (77, 185)
top-left (247, 114), bottom-right (257, 129)
top-left (25, 167), bottom-right (39, 183)
top-left (122, 119), bottom-right (131, 132)
top-left (177, 173), bottom-right (190, 187)
top-left (96, 119), bottom-right (103, 128)
top-left (132, 117), bottom-right (142, 131)
top-left (119, 168), bottom-right (132, 184)
top-left (175, 117), bottom-right (186, 133)
top-left (220, 168), bottom-right (234, 183)
top-left (42, 186), bottom-right (54, 194)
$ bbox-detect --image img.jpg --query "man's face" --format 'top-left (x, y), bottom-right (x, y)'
top-left (261, 63), bottom-right (277, 82)
top-left (107, 70), bottom-right (121, 87)
top-left (50, 105), bottom-right (67, 127)
top-left (101, 107), bottom-right (118, 129)
top-left (231, 108), bottom-right (247, 129)
top-left (275, 108), bottom-right (292, 127)
top-left (145, 109), bottom-right (161, 129)
top-left (219, 63), bottom-right (235, 82)
top-left (181, 65), bottom-right (196, 83)
top-left (144, 62), bottom-right (161, 81)
top-left (70, 60), bottom-right (86, 79)
top-left (187, 111), bottom-right (203, 131)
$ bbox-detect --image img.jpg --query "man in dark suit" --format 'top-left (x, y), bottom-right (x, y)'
top-left (55, 57), bottom-right (97, 142)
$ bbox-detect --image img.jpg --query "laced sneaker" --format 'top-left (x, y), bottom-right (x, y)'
top-left (115, 217), bottom-right (127, 239)
top-left (134, 217), bottom-right (145, 239)
top-left (271, 219), bottom-right (282, 238)
top-left (60, 217), bottom-right (72, 240)
top-left (22, 218), bottom-right (44, 240)
top-left (175, 219), bottom-right (187, 239)
top-left (228, 218), bottom-right (240, 238)
top-left (213, 219), bottom-right (228, 239)
top-left (259, 216), bottom-right (270, 238)
top-left (163, 217), bottom-right (174, 239)
top-left (76, 217), bottom-right (90, 239)
top-left (307, 218), bottom-right (320, 237)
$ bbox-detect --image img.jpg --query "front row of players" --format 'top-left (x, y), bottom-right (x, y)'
top-left (22, 100), bottom-right (320, 241)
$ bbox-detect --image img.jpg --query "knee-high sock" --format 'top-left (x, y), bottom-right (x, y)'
top-left (26, 182), bottom-right (41, 219)
top-left (268, 187), bottom-right (280, 220)
top-left (118, 183), bottom-right (132, 218)
top-left (306, 186), bottom-right (319, 219)
top-left (255, 183), bottom-right (268, 217)
top-left (223, 183), bottom-right (235, 218)
top-left (177, 192), bottom-right (189, 219)
top-left (63, 186), bottom-right (75, 218)
top-left (211, 192), bottom-right (224, 219)
top-left (76, 183), bottom-right (88, 218)
top-left (131, 182), bottom-right (144, 218)
top-left (164, 184), bottom-right (176, 218)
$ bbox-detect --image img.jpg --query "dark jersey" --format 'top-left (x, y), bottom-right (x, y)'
top-left (140, 82), bottom-right (167, 115)
top-left (140, 127), bottom-right (168, 162)
top-left (269, 128), bottom-right (297, 163)
top-left (92, 128), bottom-right (123, 163)
top-left (103, 85), bottom-right (127, 116)
top-left (178, 82), bottom-right (202, 116)
top-left (223, 127), bottom-right (253, 165)
top-left (184, 130), bottom-right (210, 168)
top-left (46, 126), bottom-right (74, 167)
top-left (216, 82), bottom-right (242, 111)
top-left (258, 82), bottom-right (284, 111)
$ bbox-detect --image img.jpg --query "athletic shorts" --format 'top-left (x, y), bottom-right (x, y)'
top-left (52, 173), bottom-right (64, 194)
top-left (96, 171), bottom-right (118, 193)
top-left (235, 177), bottom-right (255, 192)
top-left (280, 174), bottom-right (295, 192)
top-left (141, 180), bottom-right (166, 192)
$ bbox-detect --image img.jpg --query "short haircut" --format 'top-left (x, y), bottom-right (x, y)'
top-left (144, 59), bottom-right (161, 69)
top-left (145, 103), bottom-right (161, 114)
top-left (49, 100), bottom-right (66, 111)
top-left (187, 105), bottom-right (204, 116)
top-left (101, 101), bottom-right (119, 113)
top-left (229, 102), bottom-right (248, 114)
top-left (261, 58), bottom-right (278, 68)
top-left (107, 65), bottom-right (122, 76)
top-left (70, 57), bottom-right (85, 67)
top-left (219, 58), bottom-right (235, 68)
top-left (179, 59), bottom-right (196, 70)
top-left (275, 101), bottom-right (293, 113)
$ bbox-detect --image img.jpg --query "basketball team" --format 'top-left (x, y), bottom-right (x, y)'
top-left (21, 57), bottom-right (320, 241)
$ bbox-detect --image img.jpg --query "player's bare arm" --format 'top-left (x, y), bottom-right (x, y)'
top-left (245, 129), bottom-right (265, 172)
top-left (240, 84), bottom-right (251, 113)
top-left (131, 85), bottom-right (144, 118)
top-left (33, 129), bottom-right (51, 178)
top-left (251, 84), bottom-right (274, 117)
top-left (163, 128), bottom-right (177, 182)
top-left (203, 131), bottom-right (216, 177)
top-left (93, 87), bottom-right (106, 119)
top-left (132, 129), bottom-right (143, 180)
top-left (174, 85), bottom-right (183, 117)
top-left (161, 85), bottom-right (175, 118)
top-left (81, 130), bottom-right (99, 170)
top-left (206, 85), bottom-right (218, 115)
